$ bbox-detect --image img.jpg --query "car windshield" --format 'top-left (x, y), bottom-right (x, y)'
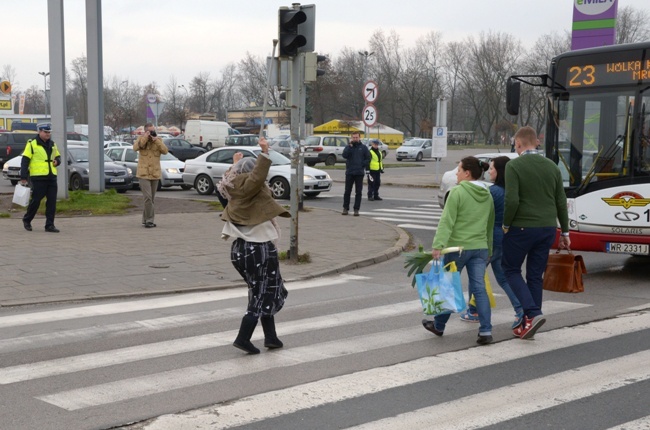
top-left (252, 149), bottom-right (290, 166)
top-left (304, 137), bottom-right (322, 146)
top-left (160, 152), bottom-right (178, 160)
top-left (403, 140), bottom-right (424, 147)
top-left (69, 147), bottom-right (112, 163)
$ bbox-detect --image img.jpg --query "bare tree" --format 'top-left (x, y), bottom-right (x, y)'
top-left (68, 56), bottom-right (88, 123)
top-left (616, 5), bottom-right (650, 44)
top-left (442, 41), bottom-right (467, 132)
top-left (369, 30), bottom-right (403, 130)
top-left (189, 72), bottom-right (212, 115)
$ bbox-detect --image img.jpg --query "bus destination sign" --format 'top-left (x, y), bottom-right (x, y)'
top-left (566, 60), bottom-right (650, 88)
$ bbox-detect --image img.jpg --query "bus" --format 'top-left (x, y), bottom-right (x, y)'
top-left (507, 42), bottom-right (650, 256)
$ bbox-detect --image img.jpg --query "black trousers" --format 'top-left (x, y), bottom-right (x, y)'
top-left (367, 170), bottom-right (381, 198)
top-left (23, 179), bottom-right (58, 227)
top-left (343, 174), bottom-right (364, 210)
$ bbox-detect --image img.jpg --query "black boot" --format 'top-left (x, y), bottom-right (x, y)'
top-left (233, 314), bottom-right (260, 354)
top-left (261, 315), bottom-right (283, 349)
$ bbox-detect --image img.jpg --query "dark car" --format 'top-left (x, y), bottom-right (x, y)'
top-left (162, 138), bottom-right (207, 161)
top-left (0, 132), bottom-right (33, 166)
top-left (67, 146), bottom-right (133, 192)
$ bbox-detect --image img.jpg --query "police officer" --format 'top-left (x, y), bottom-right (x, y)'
top-left (21, 123), bottom-right (62, 233)
top-left (367, 139), bottom-right (384, 201)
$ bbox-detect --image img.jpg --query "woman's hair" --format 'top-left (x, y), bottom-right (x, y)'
top-left (460, 156), bottom-right (489, 180)
top-left (216, 157), bottom-right (256, 200)
top-left (491, 156), bottom-right (512, 187)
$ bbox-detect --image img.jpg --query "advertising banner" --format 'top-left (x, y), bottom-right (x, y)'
top-left (571, 0), bottom-right (618, 50)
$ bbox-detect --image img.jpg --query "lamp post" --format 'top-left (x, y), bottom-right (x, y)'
top-left (178, 85), bottom-right (189, 131)
top-left (358, 51), bottom-right (374, 138)
top-left (38, 71), bottom-right (50, 115)
top-left (121, 81), bottom-right (132, 136)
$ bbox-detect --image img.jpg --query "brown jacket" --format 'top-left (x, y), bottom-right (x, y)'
top-left (133, 135), bottom-right (169, 179)
top-left (220, 155), bottom-right (290, 225)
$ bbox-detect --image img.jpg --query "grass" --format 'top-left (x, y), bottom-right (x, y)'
top-left (42, 189), bottom-right (133, 216)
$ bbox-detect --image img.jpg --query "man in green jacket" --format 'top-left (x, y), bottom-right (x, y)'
top-left (502, 126), bottom-right (570, 340)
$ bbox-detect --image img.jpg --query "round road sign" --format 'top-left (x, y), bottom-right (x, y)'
top-left (0, 81), bottom-right (12, 94)
top-left (146, 93), bottom-right (157, 104)
top-left (362, 104), bottom-right (378, 127)
top-left (362, 80), bottom-right (379, 103)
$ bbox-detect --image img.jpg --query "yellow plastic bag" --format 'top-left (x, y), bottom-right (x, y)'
top-left (469, 273), bottom-right (496, 308)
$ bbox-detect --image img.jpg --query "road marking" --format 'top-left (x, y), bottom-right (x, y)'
top-left (607, 416), bottom-right (650, 429)
top-left (349, 350), bottom-right (650, 430)
top-left (0, 274), bottom-right (368, 329)
top-left (34, 301), bottom-right (591, 410)
top-left (128, 311), bottom-right (650, 430)
top-left (397, 224), bottom-right (437, 231)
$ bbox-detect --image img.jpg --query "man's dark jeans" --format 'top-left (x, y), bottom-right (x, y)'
top-left (343, 174), bottom-right (364, 210)
top-left (501, 226), bottom-right (556, 318)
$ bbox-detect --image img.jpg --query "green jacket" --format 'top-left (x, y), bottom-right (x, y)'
top-left (220, 155), bottom-right (290, 225)
top-left (433, 181), bottom-right (494, 255)
top-left (503, 153), bottom-right (569, 232)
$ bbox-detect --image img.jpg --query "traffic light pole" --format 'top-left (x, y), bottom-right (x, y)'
top-left (288, 53), bottom-right (304, 263)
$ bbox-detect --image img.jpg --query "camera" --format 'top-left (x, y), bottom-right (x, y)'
top-left (150, 130), bottom-right (157, 137)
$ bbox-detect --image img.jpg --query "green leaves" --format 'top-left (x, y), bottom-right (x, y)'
top-left (403, 250), bottom-right (433, 288)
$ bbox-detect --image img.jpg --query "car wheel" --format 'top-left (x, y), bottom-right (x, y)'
top-left (396, 158), bottom-right (402, 161)
top-left (157, 181), bottom-right (163, 191)
top-left (206, 142), bottom-right (212, 150)
top-left (306, 162), bottom-right (316, 167)
top-left (69, 173), bottom-right (83, 191)
top-left (180, 184), bottom-right (192, 190)
top-left (10, 180), bottom-right (17, 186)
top-left (269, 177), bottom-right (290, 199)
top-left (304, 192), bottom-right (320, 198)
top-left (194, 174), bottom-right (214, 195)
top-left (416, 152), bottom-right (423, 161)
top-left (116, 188), bottom-right (127, 194)
top-left (382, 151), bottom-right (388, 158)
top-left (325, 154), bottom-right (336, 166)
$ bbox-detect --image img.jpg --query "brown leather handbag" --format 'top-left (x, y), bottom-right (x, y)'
top-left (542, 248), bottom-right (586, 293)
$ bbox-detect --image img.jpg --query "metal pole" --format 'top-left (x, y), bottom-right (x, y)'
top-left (289, 54), bottom-right (301, 263)
top-left (260, 39), bottom-right (278, 139)
top-left (298, 52), bottom-right (306, 211)
top-left (86, 0), bottom-right (105, 192)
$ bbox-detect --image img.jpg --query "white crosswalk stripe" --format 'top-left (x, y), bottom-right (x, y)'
top-left (2, 271), bottom-right (649, 429)
top-left (361, 204), bottom-right (443, 230)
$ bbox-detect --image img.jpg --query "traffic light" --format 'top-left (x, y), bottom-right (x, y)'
top-left (305, 53), bottom-right (327, 81)
top-left (278, 7), bottom-right (307, 57)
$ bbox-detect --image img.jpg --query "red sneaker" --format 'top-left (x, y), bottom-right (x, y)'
top-left (519, 315), bottom-right (546, 340)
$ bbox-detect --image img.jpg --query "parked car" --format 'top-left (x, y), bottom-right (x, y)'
top-left (103, 140), bottom-right (132, 149)
top-left (361, 138), bottom-right (389, 159)
top-left (225, 134), bottom-right (259, 146)
top-left (182, 146), bottom-right (332, 199)
top-left (269, 138), bottom-right (298, 157)
top-left (437, 152), bottom-right (519, 209)
top-left (3, 145), bottom-right (133, 192)
top-left (162, 138), bottom-right (207, 161)
top-left (0, 132), bottom-right (33, 166)
top-left (105, 146), bottom-right (190, 191)
top-left (395, 138), bottom-right (435, 161)
top-left (303, 134), bottom-right (350, 166)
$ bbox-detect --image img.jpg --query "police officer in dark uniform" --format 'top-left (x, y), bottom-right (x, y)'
top-left (20, 123), bottom-right (62, 233)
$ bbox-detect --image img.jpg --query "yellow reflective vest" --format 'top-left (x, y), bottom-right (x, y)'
top-left (23, 139), bottom-right (60, 177)
top-left (369, 148), bottom-right (383, 171)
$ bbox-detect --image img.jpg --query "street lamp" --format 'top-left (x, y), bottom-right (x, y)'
top-left (38, 71), bottom-right (50, 115)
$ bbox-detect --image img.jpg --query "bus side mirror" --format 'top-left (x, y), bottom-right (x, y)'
top-left (506, 79), bottom-right (520, 116)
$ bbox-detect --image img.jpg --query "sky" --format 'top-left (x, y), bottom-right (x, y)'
top-left (3, 0), bottom-right (650, 94)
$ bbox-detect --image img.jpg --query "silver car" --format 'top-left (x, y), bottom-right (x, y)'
top-left (269, 138), bottom-right (298, 157)
top-left (396, 138), bottom-right (433, 161)
top-left (105, 147), bottom-right (190, 190)
top-left (361, 138), bottom-right (389, 159)
top-left (182, 146), bottom-right (333, 199)
top-left (303, 135), bottom-right (350, 166)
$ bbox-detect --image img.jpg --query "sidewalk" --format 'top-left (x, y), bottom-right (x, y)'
top-left (0, 207), bottom-right (409, 307)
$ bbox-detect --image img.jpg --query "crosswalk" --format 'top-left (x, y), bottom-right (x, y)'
top-left (1, 273), bottom-right (649, 429)
top-left (360, 203), bottom-right (442, 231)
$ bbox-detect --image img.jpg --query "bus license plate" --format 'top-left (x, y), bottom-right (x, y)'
top-left (606, 242), bottom-right (649, 255)
top-left (110, 178), bottom-right (125, 183)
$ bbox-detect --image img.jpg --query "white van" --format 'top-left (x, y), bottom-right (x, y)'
top-left (184, 120), bottom-right (234, 150)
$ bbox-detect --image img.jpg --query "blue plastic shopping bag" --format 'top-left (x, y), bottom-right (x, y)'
top-left (415, 258), bottom-right (465, 316)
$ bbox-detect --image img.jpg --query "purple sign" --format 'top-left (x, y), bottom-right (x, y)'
top-left (571, 0), bottom-right (618, 50)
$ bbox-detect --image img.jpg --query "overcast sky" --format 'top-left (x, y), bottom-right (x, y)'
top-left (3, 0), bottom-right (650, 93)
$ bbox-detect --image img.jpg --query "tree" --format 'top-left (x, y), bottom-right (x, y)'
top-left (616, 5), bottom-right (650, 44)
top-left (68, 56), bottom-right (88, 123)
